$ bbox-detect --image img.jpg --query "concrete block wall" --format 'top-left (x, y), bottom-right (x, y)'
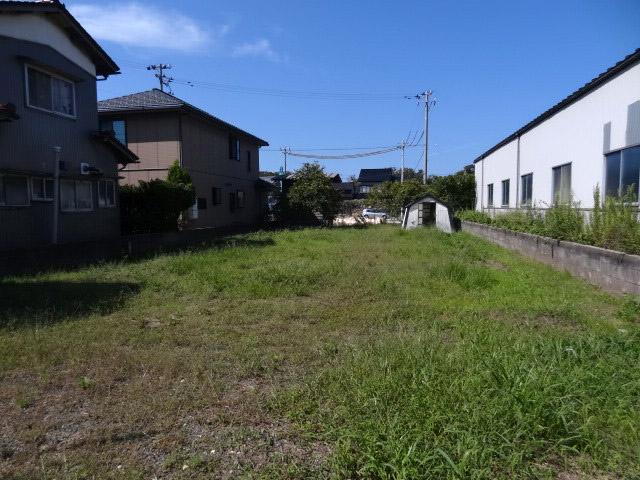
top-left (461, 220), bottom-right (640, 295)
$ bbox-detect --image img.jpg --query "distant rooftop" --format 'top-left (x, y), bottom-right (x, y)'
top-left (358, 168), bottom-right (395, 183)
top-left (98, 89), bottom-right (269, 146)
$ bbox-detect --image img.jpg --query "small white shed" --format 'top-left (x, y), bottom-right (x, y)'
top-left (401, 195), bottom-right (456, 233)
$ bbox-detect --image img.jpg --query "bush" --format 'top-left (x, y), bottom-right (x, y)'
top-left (589, 186), bottom-right (640, 254)
top-left (120, 180), bottom-right (195, 234)
top-left (428, 172), bottom-right (476, 212)
top-left (457, 210), bottom-right (493, 224)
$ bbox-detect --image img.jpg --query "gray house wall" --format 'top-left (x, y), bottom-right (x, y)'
top-left (0, 36), bottom-right (121, 250)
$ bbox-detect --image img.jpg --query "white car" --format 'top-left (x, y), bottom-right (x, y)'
top-left (362, 208), bottom-right (387, 220)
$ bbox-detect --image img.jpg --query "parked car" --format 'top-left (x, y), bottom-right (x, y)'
top-left (362, 208), bottom-right (387, 219)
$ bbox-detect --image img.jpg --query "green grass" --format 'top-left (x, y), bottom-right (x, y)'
top-left (1, 226), bottom-right (639, 479)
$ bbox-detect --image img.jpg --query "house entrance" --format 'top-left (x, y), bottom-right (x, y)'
top-left (418, 202), bottom-right (436, 226)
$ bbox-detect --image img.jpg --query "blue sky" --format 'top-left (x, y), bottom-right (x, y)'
top-left (68, 0), bottom-right (639, 179)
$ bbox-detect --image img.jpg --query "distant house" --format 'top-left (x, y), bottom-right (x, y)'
top-left (356, 168), bottom-right (395, 197)
top-left (474, 48), bottom-right (640, 212)
top-left (335, 181), bottom-right (356, 200)
top-left (0, 0), bottom-right (137, 251)
top-left (98, 89), bottom-right (269, 229)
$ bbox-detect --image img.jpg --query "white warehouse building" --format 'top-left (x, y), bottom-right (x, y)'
top-left (474, 49), bottom-right (640, 212)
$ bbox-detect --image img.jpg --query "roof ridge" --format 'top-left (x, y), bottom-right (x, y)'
top-left (474, 47), bottom-right (640, 163)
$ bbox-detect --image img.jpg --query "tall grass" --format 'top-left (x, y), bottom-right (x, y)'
top-left (458, 188), bottom-right (640, 254)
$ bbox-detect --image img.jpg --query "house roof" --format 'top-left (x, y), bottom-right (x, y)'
top-left (0, 0), bottom-right (120, 77)
top-left (98, 89), bottom-right (269, 147)
top-left (473, 48), bottom-right (640, 164)
top-left (357, 168), bottom-right (395, 183)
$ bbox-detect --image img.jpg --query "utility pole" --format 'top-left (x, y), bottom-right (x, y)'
top-left (400, 140), bottom-right (406, 183)
top-left (408, 91), bottom-right (436, 184)
top-left (146, 64), bottom-right (173, 92)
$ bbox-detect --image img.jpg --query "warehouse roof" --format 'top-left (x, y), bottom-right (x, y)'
top-left (474, 48), bottom-right (640, 163)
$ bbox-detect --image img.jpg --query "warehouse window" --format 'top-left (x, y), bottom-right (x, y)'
top-left (521, 173), bottom-right (532, 206)
top-left (487, 183), bottom-right (494, 207)
top-left (605, 146), bottom-right (640, 201)
top-left (552, 163), bottom-right (572, 204)
top-left (501, 179), bottom-right (510, 207)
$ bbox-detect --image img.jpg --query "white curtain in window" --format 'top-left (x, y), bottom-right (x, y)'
top-left (52, 77), bottom-right (74, 115)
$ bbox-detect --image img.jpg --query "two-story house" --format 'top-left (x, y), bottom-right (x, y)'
top-left (0, 0), bottom-right (137, 251)
top-left (356, 168), bottom-right (395, 198)
top-left (98, 89), bottom-right (269, 229)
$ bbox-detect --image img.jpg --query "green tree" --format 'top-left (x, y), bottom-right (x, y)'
top-left (367, 180), bottom-right (428, 217)
top-left (287, 163), bottom-right (343, 225)
top-left (167, 160), bottom-right (193, 185)
top-left (427, 172), bottom-right (476, 212)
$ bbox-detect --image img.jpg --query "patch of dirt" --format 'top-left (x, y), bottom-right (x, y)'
top-left (483, 259), bottom-right (509, 271)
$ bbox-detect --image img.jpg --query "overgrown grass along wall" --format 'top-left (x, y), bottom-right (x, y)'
top-left (459, 187), bottom-right (640, 255)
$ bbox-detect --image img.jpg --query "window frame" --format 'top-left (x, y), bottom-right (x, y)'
top-left (98, 179), bottom-right (116, 208)
top-left (60, 179), bottom-right (93, 212)
top-left (228, 135), bottom-right (240, 161)
top-left (31, 177), bottom-right (55, 202)
top-left (247, 150), bottom-right (252, 172)
top-left (552, 162), bottom-right (572, 204)
top-left (0, 174), bottom-right (31, 207)
top-left (24, 64), bottom-right (77, 119)
top-left (604, 145), bottom-right (640, 202)
top-left (520, 173), bottom-right (533, 206)
top-left (487, 183), bottom-right (494, 207)
top-left (501, 179), bottom-right (510, 207)
top-left (360, 185), bottom-right (371, 194)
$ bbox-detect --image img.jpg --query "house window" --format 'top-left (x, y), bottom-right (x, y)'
top-left (501, 179), bottom-right (510, 207)
top-left (32, 177), bottom-right (54, 201)
top-left (0, 175), bottom-right (30, 206)
top-left (236, 190), bottom-right (245, 208)
top-left (60, 180), bottom-right (93, 212)
top-left (26, 65), bottom-right (75, 117)
top-left (100, 119), bottom-right (127, 145)
top-left (487, 183), bottom-right (494, 207)
top-left (212, 187), bottom-right (222, 205)
top-left (98, 179), bottom-right (116, 207)
top-left (605, 146), bottom-right (640, 201)
top-left (247, 151), bottom-right (252, 172)
top-left (552, 163), bottom-right (572, 204)
top-left (228, 135), bottom-right (240, 161)
top-left (521, 174), bottom-right (533, 206)
top-left (359, 185), bottom-right (371, 194)
top-left (197, 197), bottom-right (207, 210)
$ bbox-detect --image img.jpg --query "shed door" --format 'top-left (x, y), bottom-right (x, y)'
top-left (422, 202), bottom-right (436, 226)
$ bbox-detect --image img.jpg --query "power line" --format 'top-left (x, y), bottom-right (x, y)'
top-left (287, 145), bottom-right (401, 160)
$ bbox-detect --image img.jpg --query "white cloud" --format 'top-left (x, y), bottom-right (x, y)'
top-left (232, 39), bottom-right (282, 62)
top-left (69, 3), bottom-right (220, 52)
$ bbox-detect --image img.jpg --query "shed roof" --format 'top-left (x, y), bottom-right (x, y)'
top-left (98, 89), bottom-right (269, 146)
top-left (473, 48), bottom-right (640, 163)
top-left (0, 0), bottom-right (120, 77)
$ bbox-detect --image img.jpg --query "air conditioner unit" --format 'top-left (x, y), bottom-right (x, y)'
top-left (80, 162), bottom-right (102, 175)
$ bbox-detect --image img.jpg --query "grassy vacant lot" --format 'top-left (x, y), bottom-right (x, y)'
top-left (1, 226), bottom-right (640, 479)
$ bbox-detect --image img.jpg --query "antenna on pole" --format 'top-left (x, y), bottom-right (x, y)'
top-left (407, 91), bottom-right (436, 184)
top-left (146, 64), bottom-right (174, 93)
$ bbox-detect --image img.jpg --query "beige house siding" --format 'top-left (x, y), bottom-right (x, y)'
top-left (181, 114), bottom-right (262, 228)
top-left (102, 109), bottom-right (265, 229)
top-left (119, 112), bottom-right (180, 185)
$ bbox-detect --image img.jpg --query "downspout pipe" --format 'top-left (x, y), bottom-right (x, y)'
top-left (52, 146), bottom-right (61, 244)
